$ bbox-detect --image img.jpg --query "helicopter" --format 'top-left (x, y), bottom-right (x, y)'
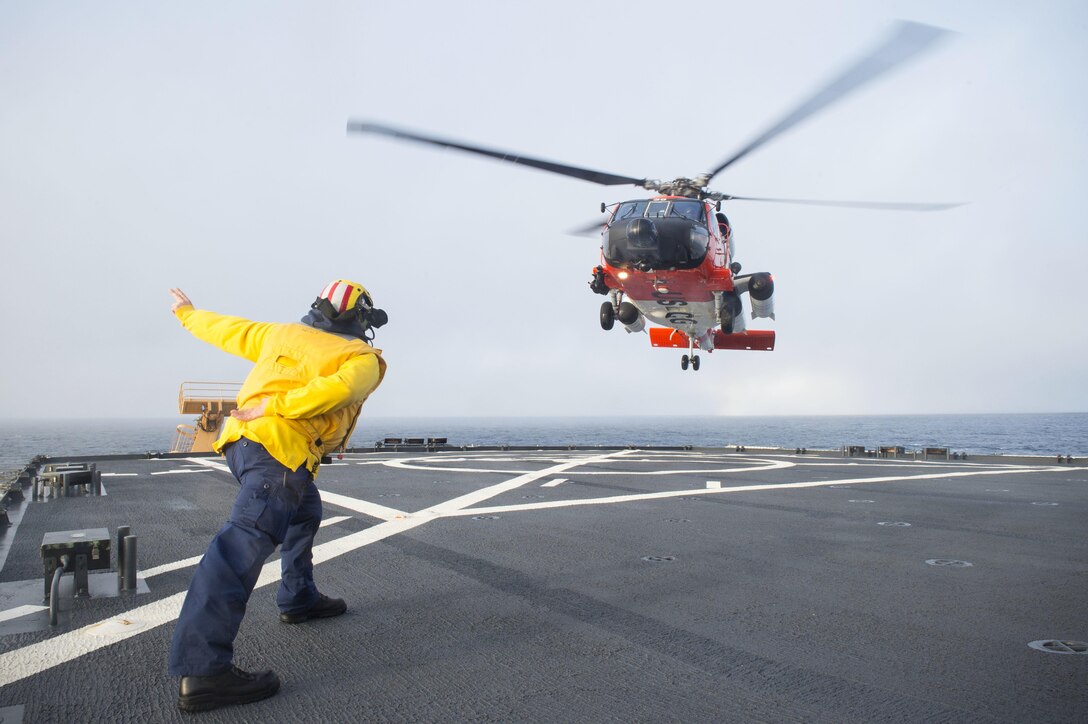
top-left (348, 21), bottom-right (959, 371)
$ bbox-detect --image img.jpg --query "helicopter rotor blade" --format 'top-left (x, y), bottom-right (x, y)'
top-left (705, 20), bottom-right (952, 183)
top-left (348, 120), bottom-right (650, 188)
top-left (568, 218), bottom-right (609, 236)
top-left (720, 194), bottom-right (963, 211)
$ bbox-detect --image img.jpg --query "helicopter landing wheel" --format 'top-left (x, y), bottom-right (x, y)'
top-left (691, 355), bottom-right (700, 371)
top-left (681, 354), bottom-right (689, 370)
top-left (600, 302), bottom-right (615, 331)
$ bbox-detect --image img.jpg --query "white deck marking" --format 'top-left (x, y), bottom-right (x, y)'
top-left (140, 515), bottom-right (353, 579)
top-left (320, 491), bottom-right (407, 521)
top-left (443, 465), bottom-right (1069, 518)
top-left (707, 481), bottom-right (721, 489)
top-left (101, 473), bottom-right (137, 477)
top-left (425, 451), bottom-right (631, 516)
top-left (0, 605), bottom-right (47, 623)
top-left (184, 458), bottom-right (408, 521)
top-left (384, 461), bottom-right (531, 476)
top-left (0, 450), bottom-right (631, 687)
top-left (541, 478), bottom-right (567, 488)
top-left (140, 556), bottom-right (203, 578)
top-left (149, 469), bottom-right (202, 476)
top-left (186, 457), bottom-right (229, 471)
top-left (383, 455), bottom-right (793, 476)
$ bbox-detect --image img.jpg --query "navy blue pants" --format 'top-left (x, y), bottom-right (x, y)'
top-left (168, 439), bottom-right (322, 676)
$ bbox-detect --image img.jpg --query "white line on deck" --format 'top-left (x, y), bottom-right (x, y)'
top-left (442, 465), bottom-right (1068, 518)
top-left (185, 457), bottom-right (229, 470)
top-left (0, 449), bottom-right (632, 687)
top-left (541, 478), bottom-right (567, 488)
top-left (140, 515), bottom-right (353, 579)
top-left (383, 456), bottom-right (793, 477)
top-left (320, 491), bottom-right (407, 521)
top-left (707, 481), bottom-right (721, 489)
top-left (184, 458), bottom-right (408, 521)
top-left (0, 605), bottom-right (47, 624)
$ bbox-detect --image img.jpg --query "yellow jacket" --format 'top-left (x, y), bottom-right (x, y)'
top-left (175, 305), bottom-right (385, 476)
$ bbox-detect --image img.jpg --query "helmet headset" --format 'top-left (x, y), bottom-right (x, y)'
top-left (312, 279), bottom-right (388, 341)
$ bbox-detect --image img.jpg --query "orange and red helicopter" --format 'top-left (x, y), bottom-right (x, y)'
top-left (348, 21), bottom-right (959, 371)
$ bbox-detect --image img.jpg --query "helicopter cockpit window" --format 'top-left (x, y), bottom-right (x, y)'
top-left (611, 201), bottom-right (647, 224)
top-left (669, 200), bottom-right (706, 223)
top-left (610, 199), bottom-right (706, 225)
top-left (646, 200), bottom-right (670, 218)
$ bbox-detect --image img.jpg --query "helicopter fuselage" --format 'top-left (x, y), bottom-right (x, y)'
top-left (595, 195), bottom-right (774, 354)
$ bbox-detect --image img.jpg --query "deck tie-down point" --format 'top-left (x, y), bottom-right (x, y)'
top-left (41, 525), bottom-right (138, 625)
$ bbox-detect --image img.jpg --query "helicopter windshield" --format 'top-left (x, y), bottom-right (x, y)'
top-left (611, 200), bottom-right (648, 222)
top-left (669, 200), bottom-right (705, 222)
top-left (611, 199), bottom-right (706, 225)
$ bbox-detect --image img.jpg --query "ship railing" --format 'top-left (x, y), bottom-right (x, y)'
top-left (178, 381), bottom-right (242, 415)
top-left (172, 424), bottom-right (197, 454)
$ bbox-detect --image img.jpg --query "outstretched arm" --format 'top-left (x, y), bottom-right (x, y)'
top-left (169, 287), bottom-right (273, 362)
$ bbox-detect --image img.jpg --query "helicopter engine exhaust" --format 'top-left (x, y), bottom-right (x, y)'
top-left (734, 272), bottom-right (775, 320)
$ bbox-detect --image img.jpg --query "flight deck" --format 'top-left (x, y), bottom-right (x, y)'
top-left (0, 448), bottom-right (1085, 722)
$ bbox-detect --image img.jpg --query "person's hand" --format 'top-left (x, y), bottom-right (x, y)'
top-left (231, 398), bottom-right (269, 421)
top-left (169, 288), bottom-right (193, 312)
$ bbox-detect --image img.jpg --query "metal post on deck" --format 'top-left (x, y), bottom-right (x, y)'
top-left (116, 526), bottom-right (130, 585)
top-left (122, 535), bottom-right (138, 592)
top-left (49, 554), bottom-right (70, 626)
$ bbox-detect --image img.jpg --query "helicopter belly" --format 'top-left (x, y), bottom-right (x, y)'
top-left (632, 298), bottom-right (718, 332)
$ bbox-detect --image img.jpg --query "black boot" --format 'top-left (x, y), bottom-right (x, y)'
top-left (279, 593), bottom-right (347, 623)
top-left (178, 666), bottom-right (280, 713)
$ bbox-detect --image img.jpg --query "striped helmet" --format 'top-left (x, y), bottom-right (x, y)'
top-left (318, 279), bottom-right (372, 316)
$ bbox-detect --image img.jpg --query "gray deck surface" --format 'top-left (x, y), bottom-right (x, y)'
top-left (0, 448), bottom-right (1085, 722)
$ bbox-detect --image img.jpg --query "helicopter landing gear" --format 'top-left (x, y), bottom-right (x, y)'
top-left (600, 301), bottom-right (615, 330)
top-left (681, 333), bottom-right (700, 371)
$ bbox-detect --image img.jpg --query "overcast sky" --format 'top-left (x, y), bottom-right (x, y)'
top-left (2, 1), bottom-right (1085, 420)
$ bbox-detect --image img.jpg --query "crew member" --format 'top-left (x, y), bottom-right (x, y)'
top-left (167, 280), bottom-right (387, 713)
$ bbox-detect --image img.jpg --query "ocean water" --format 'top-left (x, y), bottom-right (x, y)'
top-left (1, 413), bottom-right (1085, 472)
